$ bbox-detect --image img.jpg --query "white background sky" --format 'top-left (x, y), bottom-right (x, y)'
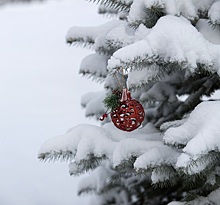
top-left (0, 0), bottom-right (106, 204)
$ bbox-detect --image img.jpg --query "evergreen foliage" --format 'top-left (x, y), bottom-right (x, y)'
top-left (103, 89), bottom-right (122, 111)
top-left (39, 0), bottom-right (220, 204)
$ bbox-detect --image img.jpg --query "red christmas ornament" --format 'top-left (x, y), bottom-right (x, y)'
top-left (110, 88), bottom-right (145, 132)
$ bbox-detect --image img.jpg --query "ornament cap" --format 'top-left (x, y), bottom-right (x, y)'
top-left (121, 88), bottom-right (131, 102)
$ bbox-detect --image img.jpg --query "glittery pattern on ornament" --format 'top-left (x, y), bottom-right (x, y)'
top-left (110, 88), bottom-right (145, 132)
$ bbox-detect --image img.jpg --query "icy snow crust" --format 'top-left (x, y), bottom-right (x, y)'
top-left (108, 15), bottom-right (220, 75)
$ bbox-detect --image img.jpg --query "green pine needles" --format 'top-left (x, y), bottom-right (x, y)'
top-left (103, 90), bottom-right (121, 111)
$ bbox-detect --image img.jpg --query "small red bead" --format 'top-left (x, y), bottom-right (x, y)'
top-left (100, 113), bottom-right (108, 121)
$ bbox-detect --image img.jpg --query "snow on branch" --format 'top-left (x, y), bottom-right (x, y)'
top-left (168, 188), bottom-right (220, 205)
top-left (208, 1), bottom-right (220, 27)
top-left (95, 22), bottom-right (135, 55)
top-left (112, 138), bottom-right (165, 167)
top-left (77, 166), bottom-right (114, 195)
top-left (108, 15), bottom-right (220, 76)
top-left (66, 20), bottom-right (119, 47)
top-left (134, 146), bottom-right (180, 187)
top-left (164, 101), bottom-right (220, 175)
top-left (196, 19), bottom-right (220, 44)
top-left (128, 0), bottom-right (216, 29)
top-left (38, 124), bottom-right (114, 163)
top-left (128, 0), bottom-right (164, 28)
top-left (127, 65), bottom-right (160, 89)
top-left (134, 147), bottom-right (180, 171)
top-left (39, 122), bottom-right (165, 174)
top-left (81, 91), bottom-right (106, 119)
top-left (79, 53), bottom-right (108, 81)
top-left (164, 101), bottom-right (220, 153)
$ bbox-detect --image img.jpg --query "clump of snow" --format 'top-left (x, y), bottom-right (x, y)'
top-left (81, 91), bottom-right (101, 107)
top-left (80, 53), bottom-right (108, 78)
top-left (108, 15), bottom-right (220, 75)
top-left (196, 19), bottom-right (220, 44)
top-left (77, 166), bottom-right (114, 194)
top-left (140, 81), bottom-right (177, 102)
top-left (144, 0), bottom-right (164, 8)
top-left (127, 65), bottom-right (159, 88)
top-left (208, 1), bottom-right (220, 25)
top-left (164, 0), bottom-right (179, 16)
top-left (176, 0), bottom-right (197, 20)
top-left (168, 188), bottom-right (220, 205)
top-left (81, 91), bottom-right (106, 118)
top-left (128, 0), bottom-right (147, 24)
top-left (168, 202), bottom-right (184, 205)
top-left (112, 139), bottom-right (165, 167)
top-left (66, 20), bottom-right (119, 45)
top-left (164, 101), bottom-right (220, 155)
top-left (134, 147), bottom-right (180, 170)
top-left (164, 101), bottom-right (220, 174)
top-left (128, 0), bottom-right (215, 26)
top-left (39, 122), bottom-right (163, 170)
top-left (135, 23), bottom-right (151, 40)
top-left (39, 124), bottom-right (115, 162)
top-left (98, 23), bottom-right (135, 50)
top-left (151, 168), bottom-right (176, 184)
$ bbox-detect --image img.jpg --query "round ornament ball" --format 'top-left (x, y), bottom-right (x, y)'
top-left (110, 89), bottom-right (145, 132)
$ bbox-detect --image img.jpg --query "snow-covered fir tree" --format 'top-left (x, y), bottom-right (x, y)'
top-left (39, 0), bottom-right (220, 204)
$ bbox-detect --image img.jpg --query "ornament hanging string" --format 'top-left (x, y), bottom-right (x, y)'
top-left (113, 67), bottom-right (126, 90)
top-left (113, 73), bottom-right (123, 90)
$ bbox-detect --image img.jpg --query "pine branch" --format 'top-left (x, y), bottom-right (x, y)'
top-left (96, 39), bottom-right (126, 56)
top-left (150, 73), bottom-right (220, 127)
top-left (177, 152), bottom-right (220, 192)
top-left (78, 187), bottom-right (97, 196)
top-left (160, 116), bottom-right (188, 132)
top-left (66, 37), bottom-right (95, 49)
top-left (79, 71), bottom-right (107, 82)
top-left (98, 5), bottom-right (120, 15)
top-left (75, 154), bottom-right (108, 173)
top-left (207, 20), bottom-right (220, 31)
top-left (38, 150), bottom-right (74, 162)
top-left (87, 0), bottom-right (131, 13)
top-left (129, 4), bottom-right (165, 29)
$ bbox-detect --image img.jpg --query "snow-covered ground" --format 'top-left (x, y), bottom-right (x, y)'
top-left (0, 0), bottom-right (105, 204)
